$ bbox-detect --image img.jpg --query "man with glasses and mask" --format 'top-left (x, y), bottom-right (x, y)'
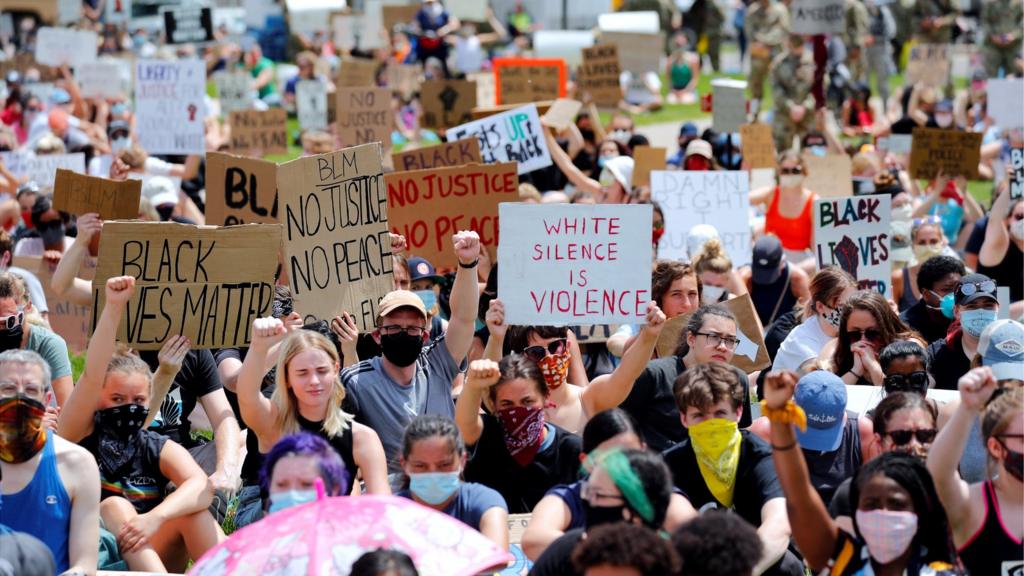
top-left (0, 349), bottom-right (100, 575)
top-left (928, 273), bottom-right (1000, 390)
top-left (343, 231), bottom-right (481, 477)
top-left (0, 272), bottom-right (71, 406)
top-left (899, 255), bottom-right (965, 344)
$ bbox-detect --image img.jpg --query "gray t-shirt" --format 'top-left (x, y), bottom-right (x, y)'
top-left (6, 266), bottom-right (48, 314)
top-left (26, 325), bottom-right (71, 380)
top-left (342, 337), bottom-right (461, 472)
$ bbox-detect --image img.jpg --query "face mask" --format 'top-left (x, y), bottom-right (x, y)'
top-left (807, 145), bottom-right (827, 157)
top-left (414, 289), bottom-right (437, 313)
top-left (579, 128), bottom-right (595, 142)
top-left (855, 509), bottom-right (918, 564)
top-left (779, 174), bottom-right (804, 188)
top-left (597, 156), bottom-right (609, 169)
top-left (688, 418), bottom-right (741, 507)
top-left (429, 3), bottom-right (444, 17)
top-left (609, 129), bottom-right (631, 143)
top-left (20, 210), bottom-right (33, 229)
top-left (940, 292), bottom-right (955, 319)
top-left (537, 350), bottom-right (570, 390)
top-left (268, 489), bottom-right (317, 513)
top-left (961, 308), bottom-right (997, 338)
top-left (408, 471), bottom-right (461, 505)
top-left (821, 304), bottom-right (843, 328)
top-left (379, 331), bottom-right (424, 367)
top-left (1000, 442), bottom-right (1024, 482)
top-left (582, 500), bottom-right (626, 528)
top-left (684, 156), bottom-right (710, 171)
top-left (497, 405), bottom-right (545, 467)
top-left (892, 204), bottom-right (913, 222)
top-left (913, 243), bottom-right (944, 263)
top-left (0, 394), bottom-right (46, 463)
top-left (0, 322), bottom-right (23, 352)
top-left (96, 403), bottom-right (148, 439)
top-left (652, 227), bottom-right (665, 245)
top-left (94, 404), bottom-right (149, 475)
top-left (935, 113), bottom-right (953, 128)
top-left (1011, 218), bottom-right (1024, 241)
top-left (111, 136), bottom-right (131, 153)
top-left (702, 284), bottom-right (726, 303)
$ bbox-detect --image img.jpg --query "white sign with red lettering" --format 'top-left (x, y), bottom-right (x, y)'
top-left (498, 203), bottom-right (652, 326)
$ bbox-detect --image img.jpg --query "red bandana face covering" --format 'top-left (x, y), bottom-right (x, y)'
top-left (0, 395), bottom-right (47, 463)
top-left (497, 405), bottom-right (546, 467)
top-left (537, 350), bottom-right (570, 390)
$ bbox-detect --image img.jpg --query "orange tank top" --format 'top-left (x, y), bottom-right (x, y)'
top-left (765, 187), bottom-right (815, 251)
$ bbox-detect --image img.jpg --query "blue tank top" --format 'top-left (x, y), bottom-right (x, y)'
top-left (0, 431), bottom-right (71, 572)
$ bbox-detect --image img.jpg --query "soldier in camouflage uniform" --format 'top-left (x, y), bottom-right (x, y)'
top-left (745, 0), bottom-right (790, 118)
top-left (980, 0), bottom-right (1023, 78)
top-left (771, 35), bottom-right (816, 151)
top-left (703, 0), bottom-right (726, 72)
top-left (912, 0), bottom-right (955, 44)
top-left (843, 0), bottom-right (871, 83)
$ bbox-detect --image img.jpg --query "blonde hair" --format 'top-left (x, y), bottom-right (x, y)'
top-left (982, 387), bottom-right (1023, 476)
top-left (105, 348), bottom-right (154, 395)
top-left (270, 330), bottom-right (353, 438)
top-left (692, 238), bottom-right (732, 275)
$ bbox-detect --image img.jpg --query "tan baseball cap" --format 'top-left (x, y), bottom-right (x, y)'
top-left (377, 290), bottom-right (427, 321)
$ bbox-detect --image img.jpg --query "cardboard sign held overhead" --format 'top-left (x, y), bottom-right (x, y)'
top-left (498, 203), bottom-right (653, 326)
top-left (493, 58), bottom-right (568, 105)
top-left (789, 0), bottom-right (845, 35)
top-left (600, 32), bottom-right (662, 76)
top-left (1010, 148), bottom-right (1023, 201)
top-left (13, 255), bottom-right (96, 354)
top-left (655, 293), bottom-right (770, 373)
top-left (392, 138), bottom-right (482, 172)
top-left (385, 162), bottom-right (518, 269)
top-left (76, 61), bottom-right (130, 100)
top-left (631, 146), bottom-right (666, 189)
top-left (421, 80), bottom-right (478, 130)
top-left (0, 151), bottom-right (85, 188)
top-left (739, 123), bottom-right (776, 169)
top-left (448, 104), bottom-right (552, 175)
top-left (336, 87), bottom-right (393, 149)
top-left (205, 152), bottom-right (279, 226)
top-left (163, 6), bottom-right (214, 44)
top-left (35, 27), bottom-right (97, 68)
top-left (908, 128), bottom-right (982, 180)
top-left (91, 222), bottom-right (282, 350)
top-left (296, 80), bottom-right (328, 131)
top-left (214, 72), bottom-right (252, 116)
top-left (229, 109), bottom-right (289, 155)
top-left (802, 154), bottom-right (854, 198)
top-left (53, 169), bottom-right (141, 220)
top-left (136, 59), bottom-right (206, 155)
top-left (906, 44), bottom-right (950, 88)
top-left (814, 195), bottom-right (893, 298)
top-left (542, 99), bottom-right (583, 132)
top-left (711, 78), bottom-right (747, 133)
top-left (277, 143), bottom-right (393, 331)
top-left (578, 44), bottom-right (622, 108)
top-left (337, 57), bottom-right (378, 87)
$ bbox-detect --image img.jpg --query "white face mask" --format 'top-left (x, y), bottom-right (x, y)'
top-left (891, 204), bottom-right (913, 222)
top-left (935, 113), bottom-right (953, 128)
top-left (111, 136), bottom-right (131, 153)
top-left (430, 3), bottom-right (444, 16)
top-left (702, 284), bottom-right (726, 303)
top-left (1011, 218), bottom-right (1024, 241)
top-left (779, 174), bottom-right (804, 189)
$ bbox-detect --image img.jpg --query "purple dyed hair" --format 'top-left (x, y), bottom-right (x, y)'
top-left (260, 432), bottom-right (350, 497)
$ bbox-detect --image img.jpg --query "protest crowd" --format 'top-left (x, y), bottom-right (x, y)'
top-left (0, 0), bottom-right (1023, 574)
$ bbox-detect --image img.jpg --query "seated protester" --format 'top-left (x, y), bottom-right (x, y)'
top-left (0, 229), bottom-right (48, 318)
top-left (672, 511), bottom-right (763, 576)
top-left (14, 195), bottom-right (73, 258)
top-left (261, 432), bottom-right (349, 514)
top-left (823, 291), bottom-right (923, 387)
top-left (892, 216), bottom-right (956, 312)
top-left (928, 372), bottom-right (1024, 576)
top-left (619, 304), bottom-right (754, 452)
top-left (529, 449), bottom-right (675, 576)
top-left (663, 363), bottom-right (801, 576)
top-left (543, 125), bottom-right (635, 205)
top-left (927, 273), bottom-right (999, 390)
top-left (912, 172), bottom-right (984, 254)
top-left (978, 188), bottom-right (1023, 307)
top-left (57, 277), bottom-right (224, 573)
top-left (899, 255), bottom-right (965, 345)
top-left (748, 371), bottom-right (873, 503)
top-left (607, 260), bottom-right (701, 359)
top-left (350, 549), bottom-right (419, 576)
top-left (342, 231), bottom-right (480, 474)
top-left (880, 341), bottom-right (934, 397)
top-left (407, 256), bottom-right (448, 339)
top-left (692, 238), bottom-right (742, 305)
top-left (749, 152), bottom-right (819, 272)
top-left (773, 267), bottom-right (857, 373)
top-left (571, 522), bottom-right (679, 576)
top-left (0, 350), bottom-right (100, 574)
top-left (739, 235), bottom-right (810, 329)
top-left (523, 409), bottom-right (697, 560)
top-left (49, 211), bottom-right (101, 307)
top-left (667, 122), bottom-right (700, 167)
top-left (763, 371), bottom-right (959, 576)
top-left (0, 272), bottom-right (72, 405)
top-left (455, 356), bottom-right (581, 514)
top-left (483, 299), bottom-right (666, 434)
top-left (396, 415), bottom-right (508, 548)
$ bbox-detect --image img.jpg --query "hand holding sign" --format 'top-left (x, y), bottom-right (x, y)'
top-left (454, 230), bottom-right (482, 266)
top-left (106, 276), bottom-right (136, 305)
top-left (76, 213), bottom-right (103, 246)
top-left (465, 359), bottom-right (502, 392)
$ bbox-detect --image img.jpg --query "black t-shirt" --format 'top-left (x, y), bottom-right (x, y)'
top-left (463, 415), bottom-right (581, 514)
top-left (662, 431), bottom-right (782, 527)
top-left (81, 429), bottom-right (169, 513)
top-left (527, 528), bottom-right (584, 576)
top-left (214, 347), bottom-right (247, 426)
top-left (978, 239), bottom-right (1023, 303)
top-left (828, 476), bottom-right (854, 520)
top-left (619, 357), bottom-right (753, 453)
top-left (899, 299), bottom-right (952, 345)
top-left (926, 332), bottom-right (970, 391)
top-left (965, 216), bottom-right (988, 257)
top-left (139, 349), bottom-right (223, 446)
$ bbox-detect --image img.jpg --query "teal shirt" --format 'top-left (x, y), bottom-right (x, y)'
top-left (250, 57), bottom-right (277, 98)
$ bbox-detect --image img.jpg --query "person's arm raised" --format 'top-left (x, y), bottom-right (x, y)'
top-left (143, 335), bottom-right (190, 427)
top-left (50, 212), bottom-right (100, 306)
top-left (581, 302), bottom-right (665, 414)
top-left (454, 359), bottom-right (500, 446)
top-left (542, 126), bottom-right (601, 195)
top-left (444, 231), bottom-right (482, 363)
top-left (482, 299), bottom-right (506, 362)
top-left (235, 316), bottom-right (290, 447)
top-left (980, 182), bottom-right (1011, 268)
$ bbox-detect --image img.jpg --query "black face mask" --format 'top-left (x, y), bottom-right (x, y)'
top-left (379, 332), bottom-right (424, 367)
top-left (94, 404), bottom-right (149, 475)
top-left (583, 500), bottom-right (627, 529)
top-left (579, 128), bottom-right (595, 142)
top-left (1002, 443), bottom-right (1024, 482)
top-left (0, 324), bottom-right (23, 352)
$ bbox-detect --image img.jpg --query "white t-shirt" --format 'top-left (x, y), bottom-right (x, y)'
top-left (454, 36), bottom-right (485, 74)
top-left (772, 314), bottom-right (833, 372)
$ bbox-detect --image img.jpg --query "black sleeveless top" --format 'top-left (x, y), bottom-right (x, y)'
top-left (958, 481), bottom-right (1024, 576)
top-left (802, 415), bottom-right (862, 505)
top-left (240, 414), bottom-right (358, 488)
top-left (751, 265), bottom-right (798, 328)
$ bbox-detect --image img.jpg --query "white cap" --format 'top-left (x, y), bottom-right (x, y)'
top-left (686, 224), bottom-right (720, 260)
top-left (600, 155), bottom-right (635, 194)
top-left (142, 176), bottom-right (179, 208)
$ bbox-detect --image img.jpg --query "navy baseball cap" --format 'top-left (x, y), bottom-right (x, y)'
top-left (794, 371), bottom-right (847, 452)
top-left (407, 256), bottom-right (444, 284)
top-left (679, 122), bottom-right (699, 138)
top-left (751, 235), bottom-right (784, 285)
top-left (954, 273), bottom-right (997, 306)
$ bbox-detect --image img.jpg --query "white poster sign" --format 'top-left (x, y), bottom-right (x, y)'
top-left (712, 78), bottom-right (747, 133)
top-left (597, 11), bottom-right (660, 34)
top-left (76, 61), bottom-right (131, 100)
top-left (0, 152), bottom-right (85, 188)
top-left (534, 31), bottom-right (595, 69)
top-left (813, 195), bottom-right (893, 298)
top-left (359, 0), bottom-right (387, 49)
top-left (35, 28), bottom-right (97, 68)
top-left (296, 80), bottom-right (328, 130)
top-left (987, 78), bottom-right (1024, 130)
top-left (447, 0), bottom-right (487, 22)
top-left (135, 59), bottom-right (206, 155)
top-left (447, 104), bottom-right (552, 175)
top-left (214, 72), bottom-right (252, 116)
top-left (790, 0), bottom-right (846, 35)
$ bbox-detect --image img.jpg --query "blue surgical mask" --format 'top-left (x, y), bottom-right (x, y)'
top-left (268, 489), bottom-right (317, 513)
top-left (408, 471), bottom-right (460, 505)
top-left (961, 308), bottom-right (997, 338)
top-left (111, 136), bottom-right (131, 153)
top-left (597, 156), bottom-right (609, 169)
top-left (939, 292), bottom-right (956, 319)
top-left (414, 289), bottom-right (437, 312)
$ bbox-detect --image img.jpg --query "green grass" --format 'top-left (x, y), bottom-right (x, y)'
top-left (70, 352), bottom-right (84, 381)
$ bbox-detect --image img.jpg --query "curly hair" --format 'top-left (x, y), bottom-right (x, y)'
top-left (672, 510), bottom-right (763, 576)
top-left (571, 523), bottom-right (679, 576)
top-left (651, 260), bottom-right (699, 311)
top-left (831, 291), bottom-right (921, 377)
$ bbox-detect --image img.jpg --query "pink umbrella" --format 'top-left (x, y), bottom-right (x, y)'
top-left (188, 495), bottom-right (511, 576)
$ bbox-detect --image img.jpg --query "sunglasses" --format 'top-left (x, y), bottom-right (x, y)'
top-left (884, 371), bottom-right (929, 392)
top-left (886, 428), bottom-right (937, 446)
top-left (847, 328), bottom-right (882, 342)
top-left (0, 311), bottom-right (23, 330)
top-left (957, 280), bottom-right (997, 298)
top-left (522, 338), bottom-right (567, 363)
top-left (780, 167), bottom-right (803, 175)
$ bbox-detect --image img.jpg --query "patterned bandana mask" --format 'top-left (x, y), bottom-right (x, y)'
top-left (688, 418), bottom-right (742, 508)
top-left (0, 395), bottom-right (46, 463)
top-left (94, 404), bottom-right (149, 476)
top-left (497, 405), bottom-right (546, 467)
top-left (538, 350), bottom-right (570, 390)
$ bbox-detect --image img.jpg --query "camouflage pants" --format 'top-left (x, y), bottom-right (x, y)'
top-left (750, 53), bottom-right (773, 101)
top-left (984, 44), bottom-right (1023, 78)
top-left (773, 112), bottom-right (815, 151)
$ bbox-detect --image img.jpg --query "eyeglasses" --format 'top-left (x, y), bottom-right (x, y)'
top-left (0, 310), bottom-right (24, 330)
top-left (847, 328), bottom-right (882, 342)
top-left (956, 280), bottom-right (996, 298)
top-left (378, 324), bottom-right (426, 338)
top-left (883, 371), bottom-right (929, 393)
top-left (522, 338), bottom-right (568, 363)
top-left (885, 428), bottom-right (937, 446)
top-left (780, 166), bottom-right (803, 175)
top-left (912, 216), bottom-right (942, 230)
top-left (581, 479), bottom-right (624, 503)
top-left (695, 331), bottom-right (740, 350)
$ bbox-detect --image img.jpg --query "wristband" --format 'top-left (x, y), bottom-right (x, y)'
top-left (772, 440), bottom-right (798, 452)
top-left (848, 369), bottom-right (863, 379)
top-left (459, 258), bottom-right (479, 269)
top-left (760, 399), bottom-right (808, 433)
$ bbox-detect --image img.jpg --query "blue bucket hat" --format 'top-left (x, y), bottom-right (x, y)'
top-left (794, 371), bottom-right (847, 452)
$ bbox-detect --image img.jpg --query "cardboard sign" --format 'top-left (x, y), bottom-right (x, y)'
top-left (229, 109), bottom-right (289, 155)
top-left (359, 0), bottom-right (387, 50)
top-left (386, 64), bottom-right (420, 100)
top-left (76, 61), bottom-right (130, 99)
top-left (136, 59), bottom-right (206, 155)
top-left (571, 324), bottom-right (621, 344)
top-left (906, 44), bottom-right (950, 88)
top-left (599, 32), bottom-right (662, 75)
top-left (542, 99), bottom-right (583, 132)
top-left (578, 44), bottom-right (622, 108)
top-left (277, 143), bottom-right (393, 330)
top-left (0, 54), bottom-right (59, 82)
top-left (467, 71), bottom-right (496, 109)
top-left (711, 78), bottom-right (747, 133)
top-left (91, 222), bottom-right (282, 349)
top-left (803, 154), bottom-right (854, 198)
top-left (814, 195), bottom-right (892, 297)
top-left (205, 152), bottom-right (279, 226)
top-left (908, 128), bottom-right (982, 180)
top-left (296, 79), bottom-right (328, 131)
top-left (650, 171), bottom-right (753, 267)
top-left (447, 0), bottom-right (486, 21)
top-left (382, 5), bottom-right (419, 31)
top-left (447, 104), bottom-right (552, 175)
top-left (35, 27), bottom-right (97, 67)
top-left (336, 87), bottom-right (393, 149)
top-left (533, 30), bottom-right (594, 69)
top-left (12, 256), bottom-right (96, 354)
top-left (493, 58), bottom-right (568, 105)
top-left (876, 134), bottom-right (913, 155)
top-left (0, 151), bottom-right (85, 188)
top-left (337, 57), bottom-right (377, 87)
top-left (498, 203), bottom-right (653, 326)
top-left (740, 123), bottom-right (776, 169)
top-left (214, 72), bottom-right (252, 116)
top-left (392, 138), bottom-right (483, 172)
top-left (163, 6), bottom-right (214, 44)
top-left (421, 80), bottom-right (477, 130)
top-left (655, 293), bottom-right (770, 373)
top-left (503, 514), bottom-right (534, 575)
top-left (790, 0), bottom-right (845, 35)
top-left (1011, 148), bottom-right (1023, 201)
top-left (632, 146), bottom-right (666, 189)
top-left (385, 162), bottom-right (518, 269)
top-left (333, 12), bottom-right (356, 51)
top-left (987, 78), bottom-right (1024, 130)
top-left (52, 169), bottom-right (141, 220)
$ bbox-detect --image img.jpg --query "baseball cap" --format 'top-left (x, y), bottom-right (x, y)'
top-left (407, 256), bottom-right (443, 284)
top-left (48, 88), bottom-right (71, 106)
top-left (377, 290), bottom-right (427, 320)
top-left (934, 99), bottom-right (954, 113)
top-left (889, 221), bottom-right (913, 265)
top-left (978, 319), bottom-right (1024, 382)
top-left (679, 122), bottom-right (699, 138)
top-left (751, 235), bottom-right (784, 285)
top-left (601, 156), bottom-right (634, 194)
top-left (954, 273), bottom-right (997, 306)
top-left (794, 371), bottom-right (847, 452)
top-left (684, 139), bottom-right (713, 160)
top-left (141, 176), bottom-right (179, 208)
